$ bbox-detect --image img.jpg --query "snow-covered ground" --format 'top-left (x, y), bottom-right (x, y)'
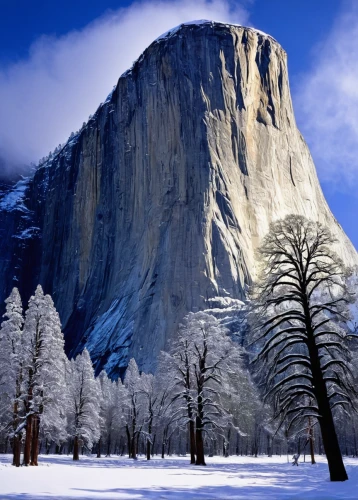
top-left (0, 454), bottom-right (357, 499)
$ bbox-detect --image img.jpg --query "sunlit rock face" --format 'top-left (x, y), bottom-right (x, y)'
top-left (0, 22), bottom-right (357, 377)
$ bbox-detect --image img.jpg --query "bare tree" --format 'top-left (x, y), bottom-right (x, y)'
top-left (167, 312), bottom-right (244, 466)
top-left (97, 370), bottom-right (118, 457)
top-left (163, 336), bottom-right (197, 464)
top-left (123, 359), bottom-right (143, 459)
top-left (139, 373), bottom-right (163, 460)
top-left (249, 215), bottom-right (356, 481)
top-left (66, 349), bottom-right (100, 461)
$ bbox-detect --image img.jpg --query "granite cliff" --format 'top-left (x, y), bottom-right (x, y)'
top-left (1, 21), bottom-right (357, 376)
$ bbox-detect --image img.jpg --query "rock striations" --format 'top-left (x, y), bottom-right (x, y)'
top-left (0, 22), bottom-right (357, 376)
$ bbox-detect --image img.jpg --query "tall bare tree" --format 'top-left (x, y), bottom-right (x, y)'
top-left (163, 335), bottom-right (197, 464)
top-left (249, 215), bottom-right (356, 481)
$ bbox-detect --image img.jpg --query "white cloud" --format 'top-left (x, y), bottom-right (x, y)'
top-left (0, 0), bottom-right (247, 177)
top-left (295, 2), bottom-right (358, 190)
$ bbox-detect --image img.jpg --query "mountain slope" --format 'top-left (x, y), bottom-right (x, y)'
top-left (1, 22), bottom-right (356, 377)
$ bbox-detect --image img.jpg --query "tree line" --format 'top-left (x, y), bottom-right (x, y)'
top-left (0, 215), bottom-right (357, 482)
top-left (0, 286), bottom-right (257, 468)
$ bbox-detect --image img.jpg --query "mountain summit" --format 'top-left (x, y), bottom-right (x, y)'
top-left (0, 22), bottom-right (356, 376)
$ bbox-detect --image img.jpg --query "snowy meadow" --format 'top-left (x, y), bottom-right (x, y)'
top-left (1, 454), bottom-right (358, 499)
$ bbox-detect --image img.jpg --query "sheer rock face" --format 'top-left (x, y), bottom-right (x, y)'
top-left (0, 22), bottom-right (357, 376)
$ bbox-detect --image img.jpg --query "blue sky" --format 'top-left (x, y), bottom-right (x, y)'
top-left (0, 0), bottom-right (357, 247)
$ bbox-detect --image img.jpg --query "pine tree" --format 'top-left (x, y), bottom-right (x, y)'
top-left (0, 288), bottom-right (24, 466)
top-left (66, 349), bottom-right (100, 460)
top-left (40, 356), bottom-right (69, 454)
top-left (21, 285), bottom-right (67, 466)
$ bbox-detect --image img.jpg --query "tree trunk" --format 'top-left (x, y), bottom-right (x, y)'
top-left (12, 397), bottom-right (21, 467)
top-left (226, 428), bottom-right (231, 457)
top-left (73, 436), bottom-right (79, 461)
top-left (126, 426), bottom-right (131, 458)
top-left (267, 434), bottom-right (272, 457)
top-left (195, 379), bottom-right (206, 466)
top-left (23, 414), bottom-right (33, 466)
top-left (12, 435), bottom-right (21, 467)
top-left (136, 429), bottom-right (141, 457)
top-left (308, 417), bottom-right (316, 465)
top-left (146, 418), bottom-right (152, 460)
top-left (195, 393), bottom-right (206, 465)
top-left (151, 434), bottom-right (156, 457)
top-left (309, 434), bottom-right (316, 465)
top-left (195, 425), bottom-right (206, 465)
top-left (184, 359), bottom-right (196, 463)
top-left (317, 408), bottom-right (347, 480)
top-left (97, 437), bottom-right (101, 458)
top-left (130, 435), bottom-right (136, 459)
top-left (106, 435), bottom-right (111, 457)
top-left (30, 414), bottom-right (40, 466)
top-left (189, 420), bottom-right (196, 464)
top-left (305, 305), bottom-right (347, 481)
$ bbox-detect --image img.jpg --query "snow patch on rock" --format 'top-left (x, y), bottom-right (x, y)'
top-left (12, 226), bottom-right (41, 240)
top-left (0, 178), bottom-right (30, 213)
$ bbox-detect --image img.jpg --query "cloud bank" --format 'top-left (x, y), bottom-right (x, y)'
top-left (0, 0), bottom-right (246, 178)
top-left (295, 2), bottom-right (358, 191)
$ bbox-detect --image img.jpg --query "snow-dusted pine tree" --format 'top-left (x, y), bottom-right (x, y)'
top-left (0, 288), bottom-right (24, 466)
top-left (39, 355), bottom-right (69, 454)
top-left (21, 285), bottom-right (67, 466)
top-left (66, 349), bottom-right (100, 460)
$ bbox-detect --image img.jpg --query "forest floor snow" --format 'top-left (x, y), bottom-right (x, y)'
top-left (0, 454), bottom-right (358, 499)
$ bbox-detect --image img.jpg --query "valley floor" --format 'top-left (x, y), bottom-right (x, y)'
top-left (0, 454), bottom-right (357, 499)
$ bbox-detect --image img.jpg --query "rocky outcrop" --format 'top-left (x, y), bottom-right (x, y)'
top-left (0, 22), bottom-right (357, 377)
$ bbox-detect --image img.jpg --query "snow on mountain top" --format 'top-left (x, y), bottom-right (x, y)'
top-left (155, 20), bottom-right (276, 43)
top-left (120, 21), bottom-right (277, 82)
